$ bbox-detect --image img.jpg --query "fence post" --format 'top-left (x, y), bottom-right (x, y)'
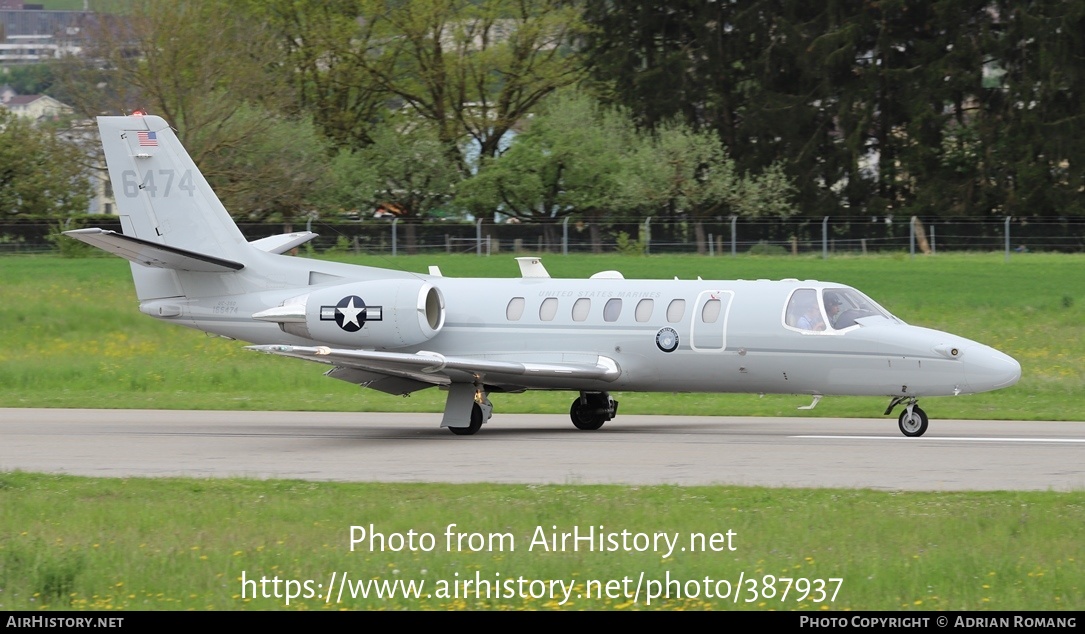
top-left (730, 215), bottom-right (737, 256)
top-left (910, 216), bottom-right (916, 259)
top-left (708, 233), bottom-right (714, 257)
top-left (822, 216), bottom-right (829, 260)
top-left (643, 216), bottom-right (651, 255)
top-left (391, 218), bottom-right (398, 257)
top-left (562, 216), bottom-right (569, 256)
top-left (476, 218), bottom-right (484, 256)
top-left (1004, 216), bottom-right (1011, 262)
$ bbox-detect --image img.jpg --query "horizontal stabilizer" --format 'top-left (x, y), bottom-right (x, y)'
top-left (249, 232), bottom-right (318, 254)
top-left (64, 228), bottom-right (244, 272)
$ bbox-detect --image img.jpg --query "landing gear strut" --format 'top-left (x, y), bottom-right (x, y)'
top-left (885, 396), bottom-right (928, 437)
top-left (569, 392), bottom-right (618, 431)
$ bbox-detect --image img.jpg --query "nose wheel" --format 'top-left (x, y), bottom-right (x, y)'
top-left (886, 397), bottom-right (929, 437)
top-left (897, 405), bottom-right (928, 437)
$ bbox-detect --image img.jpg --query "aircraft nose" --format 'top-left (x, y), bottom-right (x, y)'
top-left (964, 345), bottom-right (1022, 393)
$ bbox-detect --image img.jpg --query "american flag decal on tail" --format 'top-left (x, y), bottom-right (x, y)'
top-left (137, 131), bottom-right (158, 147)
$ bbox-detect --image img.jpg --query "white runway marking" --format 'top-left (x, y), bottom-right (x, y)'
top-left (797, 435), bottom-right (1085, 443)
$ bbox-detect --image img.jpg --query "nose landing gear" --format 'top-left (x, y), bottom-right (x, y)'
top-left (886, 396), bottom-right (928, 437)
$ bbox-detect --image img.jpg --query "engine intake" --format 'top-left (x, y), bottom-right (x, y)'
top-left (256, 279), bottom-right (445, 348)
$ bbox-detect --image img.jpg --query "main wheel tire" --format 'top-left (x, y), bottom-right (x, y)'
top-left (898, 406), bottom-right (929, 437)
top-left (449, 403), bottom-right (484, 436)
top-left (570, 400), bottom-right (605, 431)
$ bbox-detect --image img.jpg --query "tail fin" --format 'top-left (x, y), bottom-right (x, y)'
top-left (67, 114), bottom-right (255, 299)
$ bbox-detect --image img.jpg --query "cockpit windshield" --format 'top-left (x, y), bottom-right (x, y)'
top-left (822, 288), bottom-right (897, 329)
top-left (786, 288), bottom-right (899, 332)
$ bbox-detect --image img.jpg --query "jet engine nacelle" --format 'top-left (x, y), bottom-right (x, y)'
top-left (261, 279), bottom-right (445, 349)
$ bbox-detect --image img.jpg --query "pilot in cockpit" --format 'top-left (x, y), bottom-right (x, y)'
top-left (824, 294), bottom-right (843, 328)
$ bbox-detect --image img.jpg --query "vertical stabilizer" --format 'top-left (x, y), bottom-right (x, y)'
top-left (91, 114), bottom-right (254, 300)
top-left (98, 114), bottom-right (249, 257)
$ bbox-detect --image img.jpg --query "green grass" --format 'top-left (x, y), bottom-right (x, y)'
top-left (1, 252), bottom-right (1082, 420)
top-left (1, 472), bottom-right (1081, 611)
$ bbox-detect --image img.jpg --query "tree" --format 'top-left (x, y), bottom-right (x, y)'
top-left (192, 107), bottom-right (333, 228)
top-left (583, 0), bottom-right (1085, 220)
top-left (972, 0), bottom-right (1085, 218)
top-left (624, 120), bottom-right (795, 253)
top-left (0, 109), bottom-right (92, 218)
top-left (323, 118), bottom-right (461, 253)
top-left (260, 0), bottom-right (393, 150)
top-left (2, 63), bottom-right (56, 96)
top-left (60, 0), bottom-right (336, 223)
top-left (356, 0), bottom-right (589, 168)
top-left (456, 90), bottom-right (638, 251)
top-left (581, 1), bottom-right (834, 218)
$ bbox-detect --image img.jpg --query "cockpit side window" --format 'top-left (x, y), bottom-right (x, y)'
top-left (785, 289), bottom-right (825, 332)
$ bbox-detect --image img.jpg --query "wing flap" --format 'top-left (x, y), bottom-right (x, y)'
top-left (64, 228), bottom-right (244, 272)
top-left (324, 366), bottom-right (434, 396)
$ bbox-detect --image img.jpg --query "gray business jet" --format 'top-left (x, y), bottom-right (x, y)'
top-left (67, 114), bottom-right (1021, 436)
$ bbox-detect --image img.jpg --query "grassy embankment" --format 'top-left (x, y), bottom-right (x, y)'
top-left (1, 252), bottom-right (1081, 420)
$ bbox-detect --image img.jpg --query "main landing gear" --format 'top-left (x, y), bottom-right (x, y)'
top-left (885, 396), bottom-right (928, 437)
top-left (448, 402), bottom-right (487, 436)
top-left (444, 384), bottom-right (492, 436)
top-left (569, 392), bottom-right (618, 431)
top-left (444, 388), bottom-right (617, 435)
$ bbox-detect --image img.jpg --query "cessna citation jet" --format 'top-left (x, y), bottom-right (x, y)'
top-left (67, 114), bottom-right (1021, 436)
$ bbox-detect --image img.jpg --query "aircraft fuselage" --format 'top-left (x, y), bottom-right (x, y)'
top-left (138, 255), bottom-right (1020, 401)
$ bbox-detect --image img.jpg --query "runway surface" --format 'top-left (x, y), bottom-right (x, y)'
top-left (2, 409), bottom-right (1083, 491)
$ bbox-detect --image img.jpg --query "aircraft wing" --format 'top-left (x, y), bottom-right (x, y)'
top-left (247, 344), bottom-right (621, 395)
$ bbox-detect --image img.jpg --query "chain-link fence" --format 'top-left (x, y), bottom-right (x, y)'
top-left (3, 216), bottom-right (1083, 256)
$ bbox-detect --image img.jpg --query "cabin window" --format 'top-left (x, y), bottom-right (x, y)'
top-left (785, 289), bottom-right (824, 331)
top-left (666, 299), bottom-right (685, 323)
top-left (701, 298), bottom-right (722, 323)
top-left (572, 298), bottom-right (591, 321)
top-left (506, 297), bottom-right (525, 321)
top-left (635, 298), bottom-right (654, 322)
top-left (603, 298), bottom-right (622, 322)
top-left (539, 297), bottom-right (559, 321)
